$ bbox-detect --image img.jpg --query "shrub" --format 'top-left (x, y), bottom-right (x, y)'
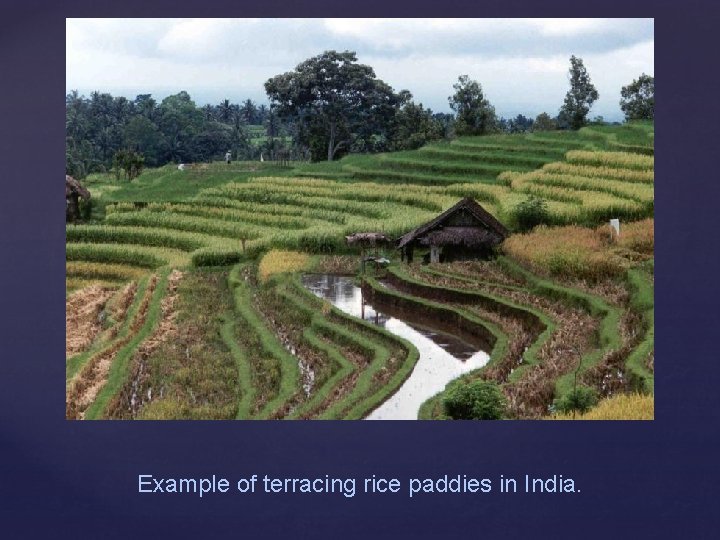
top-left (512, 195), bottom-right (550, 232)
top-left (553, 386), bottom-right (598, 415)
top-left (442, 380), bottom-right (506, 420)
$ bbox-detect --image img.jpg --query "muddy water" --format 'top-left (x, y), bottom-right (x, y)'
top-left (301, 274), bottom-right (489, 420)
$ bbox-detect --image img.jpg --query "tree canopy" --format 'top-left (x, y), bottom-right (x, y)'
top-left (265, 50), bottom-right (403, 161)
top-left (620, 73), bottom-right (654, 121)
top-left (558, 56), bottom-right (599, 130)
top-left (532, 112), bottom-right (557, 132)
top-left (448, 75), bottom-right (498, 136)
top-left (65, 91), bottom-right (287, 178)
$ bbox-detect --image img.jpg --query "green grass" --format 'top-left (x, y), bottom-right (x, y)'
top-left (227, 264), bottom-right (300, 418)
top-left (625, 267), bottom-right (655, 393)
top-left (219, 313), bottom-right (256, 419)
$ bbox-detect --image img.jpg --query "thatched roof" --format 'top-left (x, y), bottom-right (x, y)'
top-left (66, 175), bottom-right (90, 200)
top-left (345, 232), bottom-right (392, 247)
top-left (397, 198), bottom-right (508, 249)
top-left (418, 227), bottom-right (500, 247)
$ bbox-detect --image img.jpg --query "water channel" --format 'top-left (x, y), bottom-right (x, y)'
top-left (301, 274), bottom-right (489, 420)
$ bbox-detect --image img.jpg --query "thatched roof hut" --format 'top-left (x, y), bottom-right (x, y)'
top-left (397, 198), bottom-right (508, 263)
top-left (66, 175), bottom-right (90, 222)
top-left (66, 175), bottom-right (90, 200)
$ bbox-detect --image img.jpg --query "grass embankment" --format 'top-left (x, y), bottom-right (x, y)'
top-left (227, 264), bottom-right (300, 418)
top-left (278, 282), bottom-right (413, 419)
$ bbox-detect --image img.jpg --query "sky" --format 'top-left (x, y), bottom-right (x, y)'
top-left (66, 18), bottom-right (654, 121)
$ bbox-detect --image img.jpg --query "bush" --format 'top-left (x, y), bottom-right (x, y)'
top-left (443, 380), bottom-right (506, 420)
top-left (512, 195), bottom-right (550, 232)
top-left (553, 386), bottom-right (598, 415)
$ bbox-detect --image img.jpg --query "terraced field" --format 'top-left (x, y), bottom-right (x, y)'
top-left (66, 122), bottom-right (654, 420)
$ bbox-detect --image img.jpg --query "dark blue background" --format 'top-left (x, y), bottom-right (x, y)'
top-left (1, 2), bottom-right (718, 538)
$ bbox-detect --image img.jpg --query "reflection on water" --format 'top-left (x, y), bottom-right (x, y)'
top-left (301, 274), bottom-right (489, 420)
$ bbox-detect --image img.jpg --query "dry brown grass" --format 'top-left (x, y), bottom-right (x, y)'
top-left (503, 219), bottom-right (654, 281)
top-left (66, 285), bottom-right (116, 357)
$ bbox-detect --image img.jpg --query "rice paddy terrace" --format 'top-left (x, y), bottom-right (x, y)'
top-left (66, 122), bottom-right (654, 420)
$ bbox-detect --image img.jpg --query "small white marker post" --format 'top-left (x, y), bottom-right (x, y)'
top-left (609, 218), bottom-right (620, 239)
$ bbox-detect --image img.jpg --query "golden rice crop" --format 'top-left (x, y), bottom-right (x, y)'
top-left (520, 170), bottom-right (654, 203)
top-left (542, 162), bottom-right (654, 183)
top-left (617, 219), bottom-right (654, 254)
top-left (258, 250), bottom-right (312, 282)
top-left (566, 150), bottom-right (654, 171)
top-left (503, 221), bottom-right (654, 281)
top-left (548, 393), bottom-right (653, 420)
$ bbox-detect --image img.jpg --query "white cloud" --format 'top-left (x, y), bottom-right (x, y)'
top-left (66, 18), bottom-right (654, 120)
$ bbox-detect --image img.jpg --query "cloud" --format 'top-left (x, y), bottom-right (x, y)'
top-left (66, 18), bottom-right (653, 120)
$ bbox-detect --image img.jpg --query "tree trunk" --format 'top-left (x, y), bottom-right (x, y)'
top-left (327, 122), bottom-right (336, 161)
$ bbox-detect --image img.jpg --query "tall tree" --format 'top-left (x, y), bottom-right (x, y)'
top-left (558, 56), bottom-right (599, 130)
top-left (158, 91), bottom-right (204, 162)
top-left (391, 93), bottom-right (444, 150)
top-left (620, 73), bottom-right (654, 121)
top-left (241, 99), bottom-right (258, 124)
top-left (216, 99), bottom-right (233, 123)
top-left (123, 115), bottom-right (165, 166)
top-left (448, 75), bottom-right (498, 136)
top-left (507, 114), bottom-right (534, 133)
top-left (265, 50), bottom-right (401, 161)
top-left (532, 112), bottom-right (557, 132)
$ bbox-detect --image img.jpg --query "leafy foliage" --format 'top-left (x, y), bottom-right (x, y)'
top-left (112, 149), bottom-right (145, 181)
top-left (443, 380), bottom-right (506, 420)
top-left (558, 56), bottom-right (599, 130)
top-left (553, 385), bottom-right (598, 415)
top-left (620, 74), bottom-right (655, 121)
top-left (533, 112), bottom-right (557, 132)
top-left (265, 50), bottom-right (402, 161)
top-left (448, 75), bottom-right (498, 136)
top-left (512, 195), bottom-right (550, 232)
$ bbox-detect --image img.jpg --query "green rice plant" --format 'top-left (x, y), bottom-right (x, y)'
top-left (66, 224), bottom-right (205, 251)
top-left (140, 202), bottom-right (315, 229)
top-left (67, 243), bottom-right (163, 268)
top-left (526, 171), bottom-right (654, 203)
top-left (66, 261), bottom-right (148, 282)
top-left (542, 162), bottom-right (654, 183)
top-left (565, 150), bottom-right (654, 171)
top-left (105, 211), bottom-right (264, 241)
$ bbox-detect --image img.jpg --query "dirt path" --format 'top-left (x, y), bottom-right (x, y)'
top-left (66, 285), bottom-right (116, 357)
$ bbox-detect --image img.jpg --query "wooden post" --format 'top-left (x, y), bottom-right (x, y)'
top-left (430, 245), bottom-right (440, 264)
